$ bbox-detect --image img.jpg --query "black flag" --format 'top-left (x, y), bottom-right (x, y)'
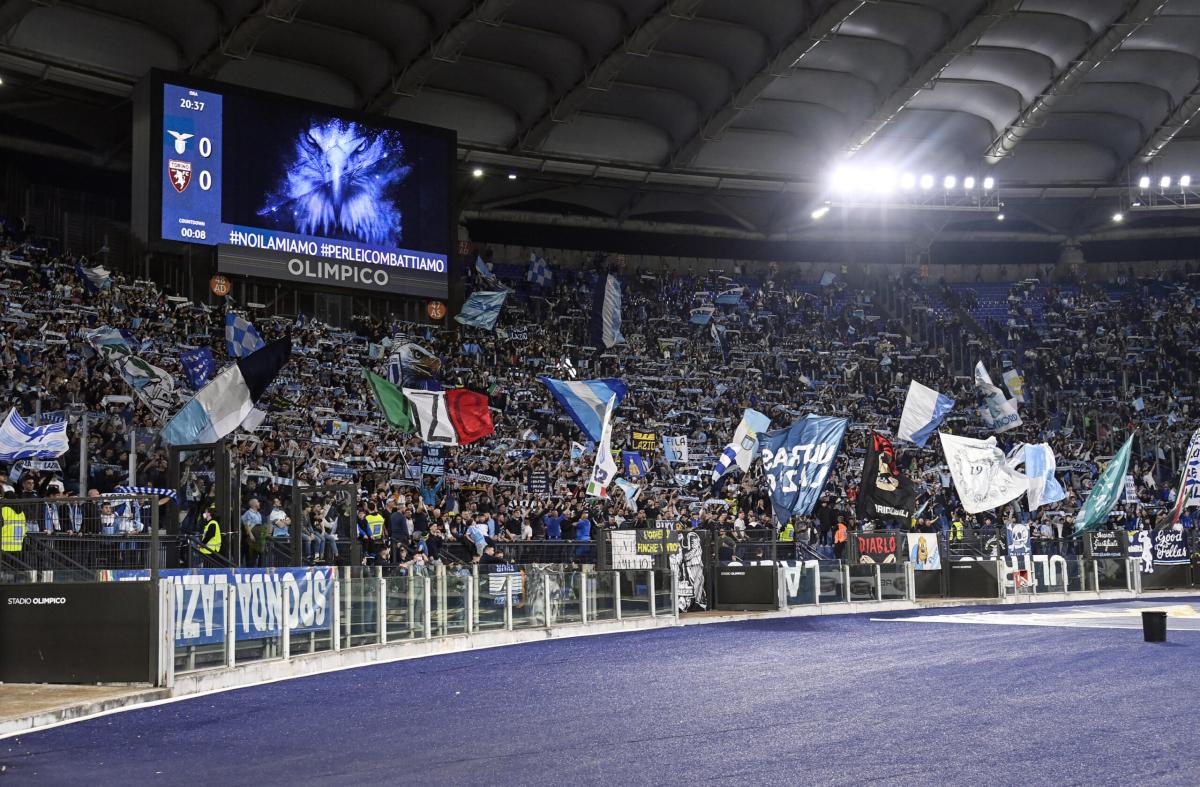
top-left (856, 431), bottom-right (916, 525)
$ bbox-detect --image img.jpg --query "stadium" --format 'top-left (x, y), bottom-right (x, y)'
top-left (0, 0), bottom-right (1198, 783)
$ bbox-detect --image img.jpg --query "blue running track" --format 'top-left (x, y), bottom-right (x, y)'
top-left (4, 600), bottom-right (1198, 785)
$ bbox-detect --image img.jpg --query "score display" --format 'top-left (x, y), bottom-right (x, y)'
top-left (141, 73), bottom-right (454, 300)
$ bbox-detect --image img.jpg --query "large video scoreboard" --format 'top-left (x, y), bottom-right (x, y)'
top-left (133, 71), bottom-right (455, 300)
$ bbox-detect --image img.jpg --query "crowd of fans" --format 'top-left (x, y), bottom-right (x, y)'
top-left (1, 233), bottom-right (1198, 571)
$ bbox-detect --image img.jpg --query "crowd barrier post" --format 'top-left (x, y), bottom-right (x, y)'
top-left (224, 581), bottom-right (236, 668)
top-left (614, 573), bottom-right (623, 621)
top-left (331, 572), bottom-right (342, 652)
top-left (1130, 558), bottom-right (1143, 594)
top-left (776, 565), bottom-right (787, 610)
top-left (281, 575), bottom-right (292, 661)
top-left (995, 559), bottom-right (1006, 599)
top-left (542, 572), bottom-right (552, 628)
top-left (905, 561), bottom-right (916, 602)
top-left (377, 567), bottom-right (387, 645)
top-left (465, 573), bottom-right (476, 635)
top-left (423, 575), bottom-right (432, 639)
top-left (840, 564), bottom-right (850, 602)
top-left (407, 573), bottom-right (418, 637)
top-left (470, 565), bottom-right (480, 632)
top-left (436, 566), bottom-right (447, 638)
top-left (671, 566), bottom-right (680, 621)
top-left (157, 581), bottom-right (175, 689)
top-left (503, 575), bottom-right (513, 631)
top-left (579, 571), bottom-right (588, 624)
top-left (813, 565), bottom-right (821, 606)
top-left (874, 565), bottom-right (882, 602)
top-left (648, 570), bottom-right (657, 618)
top-left (1092, 562), bottom-right (1101, 594)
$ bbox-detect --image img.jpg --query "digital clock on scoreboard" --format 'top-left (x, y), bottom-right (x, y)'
top-left (134, 71), bottom-right (455, 300)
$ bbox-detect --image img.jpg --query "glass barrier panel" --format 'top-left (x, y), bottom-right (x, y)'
top-left (285, 567), bottom-right (335, 658)
top-left (619, 570), bottom-right (652, 618)
top-left (511, 569), bottom-right (544, 630)
top-left (475, 567), bottom-right (516, 631)
top-left (654, 569), bottom-right (676, 616)
top-left (878, 564), bottom-right (907, 600)
top-left (556, 569), bottom-right (584, 625)
top-left (782, 562), bottom-right (818, 607)
top-left (172, 575), bottom-right (227, 673)
top-left (847, 565), bottom-right (877, 601)
top-left (231, 573), bottom-right (283, 665)
top-left (345, 567), bottom-right (381, 648)
top-left (432, 568), bottom-right (470, 637)
top-left (589, 571), bottom-right (617, 622)
top-left (819, 567), bottom-right (846, 603)
top-left (383, 570), bottom-right (427, 641)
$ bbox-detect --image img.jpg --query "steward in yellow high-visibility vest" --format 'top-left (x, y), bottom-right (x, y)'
top-left (1, 502), bottom-right (26, 552)
top-left (779, 522), bottom-right (794, 542)
top-left (950, 519), bottom-right (965, 542)
top-left (199, 508), bottom-right (222, 556)
top-left (365, 512), bottom-right (385, 539)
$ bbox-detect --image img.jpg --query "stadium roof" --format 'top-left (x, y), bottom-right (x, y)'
top-left (4, 0), bottom-right (1200, 249)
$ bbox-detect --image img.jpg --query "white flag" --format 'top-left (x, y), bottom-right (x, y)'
top-left (663, 435), bottom-right (689, 464)
top-left (939, 432), bottom-right (1029, 514)
top-left (1006, 442), bottom-right (1066, 511)
top-left (0, 409), bottom-right (69, 460)
top-left (975, 361), bottom-right (1022, 433)
top-left (1002, 369), bottom-right (1026, 403)
top-left (586, 396), bottom-right (618, 498)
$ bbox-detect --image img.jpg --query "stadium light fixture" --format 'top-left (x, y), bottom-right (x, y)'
top-left (963, 176), bottom-right (976, 190)
top-left (919, 174), bottom-right (934, 190)
top-left (1160, 175), bottom-right (1171, 189)
top-left (943, 175), bottom-right (956, 190)
top-left (1112, 212), bottom-right (1124, 223)
top-left (507, 173), bottom-right (517, 180)
top-left (1138, 175), bottom-right (1151, 190)
top-left (811, 205), bottom-right (830, 220)
top-left (982, 176), bottom-right (995, 191)
top-left (900, 173), bottom-right (916, 191)
top-left (1181, 175), bottom-right (1192, 189)
top-left (996, 213), bottom-right (1005, 221)
top-left (471, 167), bottom-right (484, 178)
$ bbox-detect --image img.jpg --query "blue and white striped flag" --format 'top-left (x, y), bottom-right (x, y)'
top-left (526, 253), bottom-right (552, 288)
top-left (592, 274), bottom-right (624, 348)
top-left (75, 260), bottom-right (111, 294)
top-left (897, 380), bottom-right (955, 448)
top-left (455, 290), bottom-right (508, 331)
top-left (225, 312), bottom-right (265, 358)
top-left (0, 408), bottom-right (69, 460)
top-left (114, 485), bottom-right (178, 502)
top-left (712, 408), bottom-right (770, 484)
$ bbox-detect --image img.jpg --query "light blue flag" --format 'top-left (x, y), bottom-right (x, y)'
top-left (689, 307), bottom-right (714, 325)
top-left (1024, 443), bottom-right (1066, 510)
top-left (0, 408), bottom-right (69, 460)
top-left (225, 312), bottom-right (265, 358)
top-left (897, 380), bottom-right (955, 448)
top-left (760, 414), bottom-right (849, 523)
top-left (526, 253), bottom-right (552, 288)
top-left (455, 290), bottom-right (508, 331)
top-left (538, 377), bottom-right (628, 443)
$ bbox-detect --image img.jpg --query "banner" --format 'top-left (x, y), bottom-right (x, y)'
top-left (939, 432), bottom-right (1029, 514)
top-left (1152, 529), bottom-right (1188, 565)
top-left (1087, 531), bottom-right (1124, 559)
top-left (855, 431), bottom-right (916, 524)
top-left (528, 470), bottom-right (550, 495)
top-left (975, 362), bottom-right (1022, 433)
top-left (1127, 530), bottom-right (1154, 573)
top-left (907, 532), bottom-right (941, 570)
top-left (1006, 522), bottom-right (1031, 557)
top-left (630, 430), bottom-right (658, 452)
top-left (1122, 474), bottom-right (1138, 504)
top-left (856, 532), bottom-right (900, 564)
top-left (421, 444), bottom-right (446, 476)
top-left (662, 435), bottom-right (689, 464)
top-left (759, 414), bottom-right (848, 523)
top-left (1169, 427), bottom-right (1200, 524)
top-left (1002, 369), bottom-right (1026, 403)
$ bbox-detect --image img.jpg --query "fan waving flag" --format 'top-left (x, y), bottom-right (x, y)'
top-left (712, 408), bottom-right (770, 483)
top-left (75, 260), bottom-right (111, 294)
top-left (364, 368), bottom-right (414, 433)
top-left (526, 253), bottom-right (552, 288)
top-left (402, 388), bottom-right (493, 446)
top-left (0, 409), bottom-right (69, 460)
top-left (161, 338), bottom-right (291, 446)
top-left (1074, 434), bottom-right (1135, 533)
top-left (856, 431), bottom-right (916, 524)
top-left (1169, 427), bottom-right (1200, 524)
top-left (180, 347), bottom-right (215, 390)
top-left (760, 414), bottom-right (849, 523)
top-left (455, 290), bottom-right (508, 331)
top-left (591, 274), bottom-right (624, 348)
top-left (897, 380), bottom-right (954, 447)
top-left (538, 377), bottom-right (628, 443)
top-left (225, 312), bottom-right (266, 358)
top-left (939, 432), bottom-right (1029, 514)
top-left (586, 395), bottom-right (619, 498)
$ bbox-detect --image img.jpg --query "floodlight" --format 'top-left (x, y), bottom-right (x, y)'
top-left (982, 176), bottom-right (995, 190)
top-left (963, 176), bottom-right (976, 190)
top-left (507, 173), bottom-right (517, 180)
top-left (1138, 175), bottom-right (1151, 190)
top-left (472, 168), bottom-right (484, 178)
top-left (900, 173), bottom-right (916, 190)
top-left (996, 213), bottom-right (1005, 221)
top-left (811, 206), bottom-right (830, 220)
top-left (943, 175), bottom-right (956, 189)
top-left (919, 174), bottom-right (934, 190)
top-left (1112, 212), bottom-right (1124, 223)
top-left (1160, 175), bottom-right (1171, 189)
top-left (1181, 175), bottom-right (1192, 188)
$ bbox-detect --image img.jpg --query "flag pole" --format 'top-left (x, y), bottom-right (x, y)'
top-left (78, 413), bottom-right (88, 495)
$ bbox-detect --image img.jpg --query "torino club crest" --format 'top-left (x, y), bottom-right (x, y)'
top-left (168, 159), bottom-right (192, 192)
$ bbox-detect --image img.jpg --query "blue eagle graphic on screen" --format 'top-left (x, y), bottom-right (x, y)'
top-left (258, 119), bottom-right (411, 245)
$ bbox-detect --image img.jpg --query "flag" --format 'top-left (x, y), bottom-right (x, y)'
top-left (592, 274), bottom-right (624, 348)
top-left (975, 361), bottom-right (1021, 433)
top-left (225, 312), bottom-right (265, 358)
top-left (538, 377), bottom-right (628, 443)
top-left (897, 380), bottom-right (954, 447)
top-left (938, 432), bottom-right (1029, 514)
top-left (1074, 434), bottom-right (1135, 533)
top-left (663, 435), bottom-right (689, 464)
top-left (1169, 427), bottom-right (1200, 524)
top-left (180, 347), bottom-right (215, 390)
top-left (570, 441), bottom-right (587, 460)
top-left (75, 260), bottom-right (111, 294)
top-left (521, 428), bottom-right (539, 442)
top-left (760, 414), bottom-right (849, 523)
top-left (1002, 369), bottom-right (1026, 403)
top-left (855, 431), bottom-right (916, 524)
top-left (689, 307), bottom-right (715, 325)
top-left (819, 271), bottom-right (836, 287)
top-left (621, 451), bottom-right (648, 478)
top-left (391, 342), bottom-right (441, 386)
top-left (85, 327), bottom-right (179, 419)
top-left (710, 322), bottom-right (728, 356)
top-left (161, 338), bottom-right (291, 446)
top-left (586, 395), bottom-right (618, 498)
top-left (455, 290), bottom-right (508, 331)
top-left (526, 252), bottom-right (552, 288)
top-left (1132, 397), bottom-right (1145, 412)
top-left (614, 477), bottom-right (641, 506)
top-left (1006, 443), bottom-right (1066, 511)
top-left (0, 409), bottom-right (69, 460)
top-left (402, 388), bottom-right (493, 446)
top-left (712, 408), bottom-right (771, 483)
top-left (364, 369), bottom-right (414, 433)
top-left (475, 256), bottom-right (501, 288)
